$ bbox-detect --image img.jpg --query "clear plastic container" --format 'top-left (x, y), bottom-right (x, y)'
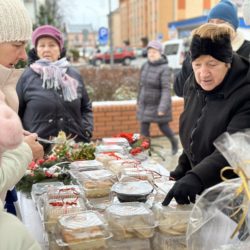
top-left (152, 202), bottom-right (192, 236)
top-left (46, 185), bottom-right (84, 200)
top-left (119, 167), bottom-right (155, 181)
top-left (78, 169), bottom-right (117, 198)
top-left (43, 197), bottom-right (86, 233)
top-left (95, 144), bottom-right (125, 154)
top-left (105, 202), bottom-right (156, 240)
top-left (102, 137), bottom-right (129, 147)
top-left (108, 238), bottom-right (151, 250)
top-left (154, 178), bottom-right (175, 194)
top-left (86, 196), bottom-right (112, 214)
top-left (152, 231), bottom-right (187, 250)
top-left (69, 160), bottom-right (104, 171)
top-left (107, 159), bottom-right (140, 175)
top-left (55, 211), bottom-right (111, 250)
top-left (95, 153), bottom-right (129, 167)
top-left (111, 180), bottom-right (154, 203)
top-left (31, 182), bottom-right (64, 220)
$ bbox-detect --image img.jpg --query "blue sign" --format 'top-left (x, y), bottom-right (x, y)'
top-left (98, 27), bottom-right (109, 45)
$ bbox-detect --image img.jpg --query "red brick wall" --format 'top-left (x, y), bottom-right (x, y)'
top-left (92, 97), bottom-right (184, 139)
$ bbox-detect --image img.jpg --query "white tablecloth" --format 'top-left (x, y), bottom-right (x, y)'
top-left (17, 192), bottom-right (48, 250)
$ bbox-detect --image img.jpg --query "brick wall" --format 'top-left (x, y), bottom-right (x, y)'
top-left (92, 97), bottom-right (184, 139)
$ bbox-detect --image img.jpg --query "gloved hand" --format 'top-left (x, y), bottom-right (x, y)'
top-left (162, 173), bottom-right (203, 206)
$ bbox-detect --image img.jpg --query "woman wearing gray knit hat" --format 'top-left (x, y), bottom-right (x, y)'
top-left (137, 40), bottom-right (178, 155)
top-left (163, 23), bottom-right (250, 206)
top-left (0, 0), bottom-right (43, 249)
top-left (174, 0), bottom-right (250, 97)
top-left (17, 25), bottom-right (93, 153)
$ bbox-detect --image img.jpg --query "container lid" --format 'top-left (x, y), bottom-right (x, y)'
top-left (31, 182), bottom-right (64, 195)
top-left (80, 169), bottom-right (115, 180)
top-left (58, 211), bottom-right (106, 229)
top-left (96, 144), bottom-right (124, 153)
top-left (70, 160), bottom-right (103, 171)
top-left (111, 181), bottom-right (153, 196)
top-left (106, 202), bottom-right (152, 217)
top-left (102, 137), bottom-right (129, 145)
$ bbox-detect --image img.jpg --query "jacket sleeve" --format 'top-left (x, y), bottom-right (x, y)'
top-left (79, 75), bottom-right (93, 135)
top-left (170, 150), bottom-right (192, 180)
top-left (191, 100), bottom-right (250, 189)
top-left (0, 142), bottom-right (32, 200)
top-left (174, 54), bottom-right (193, 97)
top-left (16, 70), bottom-right (28, 120)
top-left (157, 65), bottom-right (172, 114)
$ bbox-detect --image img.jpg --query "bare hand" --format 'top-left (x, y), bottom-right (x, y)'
top-left (24, 133), bottom-right (44, 161)
top-left (158, 111), bottom-right (165, 116)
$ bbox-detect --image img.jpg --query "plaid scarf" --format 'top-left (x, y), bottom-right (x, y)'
top-left (30, 58), bottom-right (78, 102)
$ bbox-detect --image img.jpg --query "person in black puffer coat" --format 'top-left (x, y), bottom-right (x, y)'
top-left (162, 23), bottom-right (250, 206)
top-left (174, 0), bottom-right (250, 97)
top-left (17, 25), bottom-right (93, 152)
top-left (137, 40), bottom-right (178, 155)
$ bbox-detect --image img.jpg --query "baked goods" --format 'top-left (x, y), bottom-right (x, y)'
top-left (70, 160), bottom-right (104, 171)
top-left (152, 232), bottom-right (187, 250)
top-left (105, 202), bottom-right (156, 240)
top-left (153, 202), bottom-right (192, 236)
top-left (107, 159), bottom-right (139, 175)
top-left (56, 211), bottom-right (110, 250)
top-left (79, 170), bottom-right (117, 198)
top-left (44, 197), bottom-right (86, 233)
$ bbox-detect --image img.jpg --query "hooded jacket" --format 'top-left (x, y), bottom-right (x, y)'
top-left (137, 56), bottom-right (172, 123)
top-left (172, 54), bottom-right (250, 189)
top-left (16, 49), bottom-right (93, 144)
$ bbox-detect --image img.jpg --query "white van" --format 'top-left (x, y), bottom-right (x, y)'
top-left (162, 38), bottom-right (189, 74)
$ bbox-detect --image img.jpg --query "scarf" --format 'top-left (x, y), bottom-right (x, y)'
top-left (30, 58), bottom-right (78, 102)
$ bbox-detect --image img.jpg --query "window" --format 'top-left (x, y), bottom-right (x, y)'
top-left (164, 44), bottom-right (179, 56)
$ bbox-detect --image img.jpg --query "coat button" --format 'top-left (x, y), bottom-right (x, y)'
top-left (48, 119), bottom-right (53, 123)
top-left (60, 118), bottom-right (63, 121)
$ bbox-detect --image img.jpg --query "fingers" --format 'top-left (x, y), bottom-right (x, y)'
top-left (162, 189), bottom-right (174, 206)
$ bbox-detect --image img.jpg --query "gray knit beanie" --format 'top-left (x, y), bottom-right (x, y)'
top-left (0, 0), bottom-right (32, 43)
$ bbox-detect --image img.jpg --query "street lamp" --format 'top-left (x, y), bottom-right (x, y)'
top-left (108, 0), bottom-right (114, 66)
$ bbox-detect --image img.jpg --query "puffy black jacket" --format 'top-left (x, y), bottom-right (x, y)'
top-left (172, 54), bottom-right (250, 190)
top-left (17, 64), bottom-right (93, 143)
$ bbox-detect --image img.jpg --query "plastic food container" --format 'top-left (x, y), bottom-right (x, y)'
top-left (69, 160), bottom-right (104, 171)
top-left (107, 159), bottom-right (140, 175)
top-left (119, 167), bottom-right (155, 181)
top-left (79, 169), bottom-right (117, 198)
top-left (111, 180), bottom-right (154, 203)
top-left (95, 152), bottom-right (129, 167)
top-left (46, 185), bottom-right (84, 200)
top-left (152, 231), bottom-right (187, 250)
top-left (55, 211), bottom-right (111, 250)
top-left (108, 238), bottom-right (151, 250)
top-left (43, 197), bottom-right (86, 233)
top-left (86, 197), bottom-right (112, 214)
top-left (152, 202), bottom-right (192, 236)
top-left (105, 202), bottom-right (156, 240)
top-left (95, 144), bottom-right (125, 154)
top-left (102, 137), bottom-right (129, 147)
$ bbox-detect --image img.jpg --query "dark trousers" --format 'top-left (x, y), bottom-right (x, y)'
top-left (140, 122), bottom-right (174, 138)
top-left (4, 188), bottom-right (18, 216)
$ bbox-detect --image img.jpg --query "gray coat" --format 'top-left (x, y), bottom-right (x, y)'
top-left (137, 57), bottom-right (172, 123)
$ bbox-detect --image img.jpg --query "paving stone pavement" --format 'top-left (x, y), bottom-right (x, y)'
top-left (150, 135), bottom-right (182, 172)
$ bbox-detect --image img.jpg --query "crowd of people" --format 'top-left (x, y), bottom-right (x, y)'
top-left (0, 0), bottom-right (250, 248)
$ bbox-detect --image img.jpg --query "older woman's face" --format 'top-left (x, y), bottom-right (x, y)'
top-left (192, 55), bottom-right (229, 91)
top-left (147, 48), bottom-right (161, 62)
top-left (36, 37), bottom-right (60, 62)
top-left (0, 41), bottom-right (27, 68)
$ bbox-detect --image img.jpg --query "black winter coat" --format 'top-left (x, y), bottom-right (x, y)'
top-left (174, 39), bottom-right (250, 97)
top-left (172, 54), bottom-right (250, 190)
top-left (17, 64), bottom-right (93, 143)
top-left (137, 57), bottom-right (172, 123)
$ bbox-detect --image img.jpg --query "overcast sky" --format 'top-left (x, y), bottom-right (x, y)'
top-left (61, 0), bottom-right (118, 30)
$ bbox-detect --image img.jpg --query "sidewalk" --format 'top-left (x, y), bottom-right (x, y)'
top-left (150, 136), bottom-right (182, 172)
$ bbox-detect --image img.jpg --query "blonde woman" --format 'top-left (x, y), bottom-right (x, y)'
top-left (163, 23), bottom-right (250, 205)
